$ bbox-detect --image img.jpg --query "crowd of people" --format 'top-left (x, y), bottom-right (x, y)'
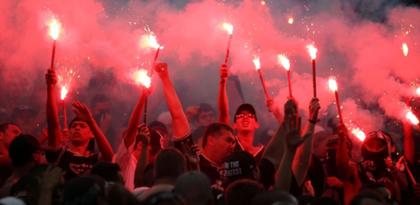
top-left (0, 62), bottom-right (419, 205)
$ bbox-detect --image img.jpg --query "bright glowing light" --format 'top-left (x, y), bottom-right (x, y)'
top-left (406, 110), bottom-right (419, 125)
top-left (140, 33), bottom-right (162, 50)
top-left (260, 1), bottom-right (266, 5)
top-left (253, 56), bottom-right (261, 70)
top-left (134, 69), bottom-right (151, 88)
top-left (48, 18), bottom-right (61, 40)
top-left (307, 44), bottom-right (318, 60)
top-left (277, 54), bottom-right (290, 71)
top-left (222, 22), bottom-right (234, 35)
top-left (402, 43), bottom-right (409, 57)
top-left (60, 86), bottom-right (68, 100)
top-left (288, 17), bottom-right (294, 24)
top-left (328, 77), bottom-right (338, 92)
top-left (351, 127), bottom-right (366, 142)
top-left (416, 87), bottom-right (420, 96)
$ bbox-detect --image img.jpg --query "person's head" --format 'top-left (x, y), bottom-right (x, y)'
top-left (251, 190), bottom-right (298, 205)
top-left (8, 134), bottom-right (41, 168)
top-left (362, 135), bottom-right (388, 163)
top-left (202, 123), bottom-right (235, 163)
top-left (106, 183), bottom-right (140, 205)
top-left (174, 171), bottom-right (213, 205)
top-left (360, 183), bottom-right (393, 205)
top-left (154, 149), bottom-right (186, 182)
top-left (220, 151), bottom-right (258, 187)
top-left (225, 179), bottom-right (264, 205)
top-left (69, 118), bottom-right (94, 146)
top-left (0, 122), bottom-right (21, 146)
top-left (90, 162), bottom-right (124, 185)
top-left (90, 94), bottom-right (111, 115)
top-left (142, 191), bottom-right (186, 205)
top-left (196, 103), bottom-right (216, 127)
top-left (367, 131), bottom-right (395, 158)
top-left (149, 121), bottom-right (170, 149)
top-left (63, 176), bottom-right (106, 205)
top-left (233, 104), bottom-right (259, 133)
top-left (350, 190), bottom-right (385, 205)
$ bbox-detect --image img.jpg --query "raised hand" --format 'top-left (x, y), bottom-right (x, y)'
top-left (136, 123), bottom-right (151, 145)
top-left (308, 98), bottom-right (321, 123)
top-left (154, 62), bottom-right (169, 78)
top-left (72, 101), bottom-right (94, 123)
top-left (45, 69), bottom-right (58, 86)
top-left (283, 98), bottom-right (305, 150)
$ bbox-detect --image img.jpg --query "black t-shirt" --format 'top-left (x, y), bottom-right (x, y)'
top-left (199, 154), bottom-right (222, 185)
top-left (46, 148), bottom-right (99, 180)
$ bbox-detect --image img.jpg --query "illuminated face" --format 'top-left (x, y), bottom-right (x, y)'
top-left (209, 129), bottom-right (236, 161)
top-left (70, 121), bottom-right (93, 145)
top-left (1, 124), bottom-right (22, 146)
top-left (234, 111), bottom-right (259, 132)
top-left (197, 111), bottom-right (215, 127)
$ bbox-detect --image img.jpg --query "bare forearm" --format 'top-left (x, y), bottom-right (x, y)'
top-left (134, 144), bottom-right (148, 187)
top-left (46, 85), bottom-right (61, 148)
top-left (160, 77), bottom-right (190, 138)
top-left (403, 123), bottom-right (415, 163)
top-left (218, 80), bottom-right (230, 124)
top-left (276, 150), bottom-right (295, 191)
top-left (263, 127), bottom-right (286, 169)
top-left (88, 119), bottom-right (114, 161)
top-left (125, 90), bottom-right (147, 147)
top-left (292, 131), bottom-right (313, 186)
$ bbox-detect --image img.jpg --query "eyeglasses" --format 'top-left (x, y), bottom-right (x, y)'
top-left (235, 113), bottom-right (255, 119)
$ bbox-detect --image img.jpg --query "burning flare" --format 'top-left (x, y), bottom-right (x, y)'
top-left (60, 86), bottom-right (68, 100)
top-left (406, 110), bottom-right (419, 125)
top-left (253, 56), bottom-right (261, 70)
top-left (416, 87), bottom-right (420, 96)
top-left (277, 54), bottom-right (290, 71)
top-left (222, 22), bottom-right (234, 35)
top-left (140, 33), bottom-right (162, 50)
top-left (402, 43), bottom-right (409, 57)
top-left (48, 18), bottom-right (61, 40)
top-left (288, 17), bottom-right (294, 24)
top-left (307, 44), bottom-right (318, 60)
top-left (351, 127), bottom-right (366, 142)
top-left (134, 69), bottom-right (152, 88)
top-left (328, 77), bottom-right (338, 92)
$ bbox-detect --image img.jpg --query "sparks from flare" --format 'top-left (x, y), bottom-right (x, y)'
top-left (277, 54), bottom-right (290, 71)
top-left (134, 69), bottom-right (152, 88)
top-left (416, 87), bottom-right (420, 96)
top-left (60, 86), bottom-right (68, 100)
top-left (351, 127), bottom-right (366, 142)
top-left (406, 110), bottom-right (419, 125)
top-left (328, 78), bottom-right (338, 92)
top-left (252, 56), bottom-right (261, 70)
top-left (402, 43), bottom-right (409, 57)
top-left (328, 77), bottom-right (344, 124)
top-left (48, 18), bottom-right (61, 40)
top-left (307, 44), bottom-right (318, 97)
top-left (307, 44), bottom-right (318, 60)
top-left (140, 32), bottom-right (162, 50)
top-left (288, 17), bottom-right (294, 24)
top-left (222, 22), bottom-right (234, 35)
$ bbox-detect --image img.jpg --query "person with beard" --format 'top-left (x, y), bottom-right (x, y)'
top-left (45, 69), bottom-right (114, 180)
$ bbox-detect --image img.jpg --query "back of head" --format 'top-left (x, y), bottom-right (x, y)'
top-left (220, 151), bottom-right (257, 187)
top-left (90, 162), bottom-right (123, 184)
top-left (142, 191), bottom-right (186, 205)
top-left (202, 123), bottom-right (233, 148)
top-left (64, 176), bottom-right (106, 205)
top-left (106, 183), bottom-right (140, 205)
top-left (225, 179), bottom-right (264, 205)
top-left (350, 190), bottom-right (385, 205)
top-left (8, 134), bottom-right (40, 168)
top-left (251, 190), bottom-right (298, 205)
top-left (174, 171), bottom-right (213, 205)
top-left (154, 149), bottom-right (186, 181)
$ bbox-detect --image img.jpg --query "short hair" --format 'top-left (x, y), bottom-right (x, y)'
top-left (350, 190), bottom-right (384, 205)
top-left (8, 134), bottom-right (40, 167)
top-left (90, 162), bottom-right (123, 184)
top-left (202, 123), bottom-right (234, 148)
top-left (251, 190), bottom-right (298, 205)
top-left (198, 103), bottom-right (215, 115)
top-left (64, 176), bottom-right (106, 205)
top-left (154, 148), bottom-right (186, 180)
top-left (225, 179), bottom-right (264, 205)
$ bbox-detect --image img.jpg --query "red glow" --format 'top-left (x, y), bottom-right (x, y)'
top-left (328, 77), bottom-right (338, 92)
top-left (60, 86), bottom-right (68, 100)
top-left (307, 44), bottom-right (318, 60)
top-left (48, 18), bottom-right (61, 40)
top-left (253, 56), bottom-right (261, 70)
top-left (406, 110), bottom-right (419, 125)
top-left (277, 54), bottom-right (290, 71)
top-left (416, 87), bottom-right (420, 96)
top-left (222, 22), bottom-right (233, 35)
top-left (134, 69), bottom-right (151, 88)
top-left (402, 43), bottom-right (409, 57)
top-left (351, 127), bottom-right (366, 142)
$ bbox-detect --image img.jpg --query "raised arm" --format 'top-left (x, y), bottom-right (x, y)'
top-left (124, 89), bottom-right (149, 148)
top-left (218, 64), bottom-right (230, 124)
top-left (154, 63), bottom-right (190, 139)
top-left (335, 124), bottom-right (353, 180)
top-left (292, 98), bottom-right (320, 186)
top-left (403, 121), bottom-right (415, 164)
top-left (72, 101), bottom-right (114, 161)
top-left (45, 69), bottom-right (62, 149)
top-left (134, 124), bottom-right (150, 188)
